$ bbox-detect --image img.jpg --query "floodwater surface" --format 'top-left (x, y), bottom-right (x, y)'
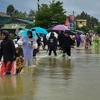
top-left (0, 49), bottom-right (100, 100)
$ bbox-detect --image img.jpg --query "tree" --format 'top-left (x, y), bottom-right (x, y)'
top-left (6, 5), bottom-right (15, 17)
top-left (76, 11), bottom-right (98, 28)
top-left (27, 10), bottom-right (35, 21)
top-left (96, 26), bottom-right (100, 34)
top-left (34, 1), bottom-right (66, 28)
top-left (6, 5), bottom-right (29, 19)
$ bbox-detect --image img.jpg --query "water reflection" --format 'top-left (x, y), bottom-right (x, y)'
top-left (61, 59), bottom-right (73, 80)
top-left (0, 67), bottom-right (37, 100)
top-left (20, 67), bottom-right (37, 100)
top-left (85, 49), bottom-right (92, 54)
top-left (2, 49), bottom-right (100, 100)
top-left (0, 75), bottom-right (23, 100)
top-left (38, 57), bottom-right (73, 80)
top-left (93, 48), bottom-right (100, 54)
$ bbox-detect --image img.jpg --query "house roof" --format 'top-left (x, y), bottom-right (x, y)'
top-left (0, 12), bottom-right (10, 17)
top-left (0, 18), bottom-right (34, 26)
top-left (76, 19), bottom-right (87, 21)
top-left (15, 19), bottom-right (34, 24)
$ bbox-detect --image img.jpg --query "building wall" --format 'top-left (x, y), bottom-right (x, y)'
top-left (76, 20), bottom-right (87, 28)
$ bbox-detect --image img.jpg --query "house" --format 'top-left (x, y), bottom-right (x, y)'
top-left (76, 19), bottom-right (87, 28)
top-left (0, 12), bottom-right (12, 26)
top-left (0, 12), bottom-right (34, 35)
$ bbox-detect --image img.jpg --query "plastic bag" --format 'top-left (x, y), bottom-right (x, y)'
top-left (0, 61), bottom-right (16, 76)
top-left (17, 39), bottom-right (23, 46)
top-left (11, 61), bottom-right (16, 75)
top-left (32, 42), bottom-right (38, 49)
top-left (0, 62), bottom-right (6, 75)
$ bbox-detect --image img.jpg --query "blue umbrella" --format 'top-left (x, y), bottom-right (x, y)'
top-left (18, 29), bottom-right (38, 38)
top-left (31, 27), bottom-right (48, 35)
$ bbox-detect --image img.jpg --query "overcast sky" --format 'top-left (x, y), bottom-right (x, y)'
top-left (0, 0), bottom-right (100, 20)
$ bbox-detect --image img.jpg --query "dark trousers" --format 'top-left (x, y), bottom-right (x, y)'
top-left (63, 47), bottom-right (71, 56)
top-left (77, 42), bottom-right (80, 47)
top-left (48, 47), bottom-right (57, 56)
top-left (33, 49), bottom-right (37, 57)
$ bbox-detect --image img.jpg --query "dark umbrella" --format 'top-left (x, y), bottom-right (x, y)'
top-left (65, 30), bottom-right (75, 35)
top-left (47, 26), bottom-right (54, 31)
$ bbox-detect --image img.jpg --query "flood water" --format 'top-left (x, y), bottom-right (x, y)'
top-left (0, 49), bottom-right (100, 100)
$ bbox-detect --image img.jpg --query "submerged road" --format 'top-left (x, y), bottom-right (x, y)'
top-left (0, 48), bottom-right (100, 100)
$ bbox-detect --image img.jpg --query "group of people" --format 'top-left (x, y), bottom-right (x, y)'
top-left (0, 30), bottom-right (37, 75)
top-left (47, 31), bottom-right (73, 58)
top-left (0, 29), bottom-right (99, 75)
top-left (72, 32), bottom-right (100, 50)
top-left (0, 30), bottom-right (23, 75)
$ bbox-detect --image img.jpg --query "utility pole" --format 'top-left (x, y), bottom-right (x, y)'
top-left (37, 0), bottom-right (40, 11)
top-left (73, 11), bottom-right (74, 16)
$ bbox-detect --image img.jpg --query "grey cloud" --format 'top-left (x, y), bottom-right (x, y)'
top-left (61, 0), bottom-right (100, 20)
top-left (0, 0), bottom-right (100, 20)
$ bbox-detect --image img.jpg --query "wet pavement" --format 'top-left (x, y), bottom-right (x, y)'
top-left (0, 48), bottom-right (100, 100)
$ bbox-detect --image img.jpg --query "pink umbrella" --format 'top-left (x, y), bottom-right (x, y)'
top-left (53, 25), bottom-right (69, 31)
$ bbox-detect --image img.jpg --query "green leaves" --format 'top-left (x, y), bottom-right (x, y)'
top-left (34, 1), bottom-right (66, 28)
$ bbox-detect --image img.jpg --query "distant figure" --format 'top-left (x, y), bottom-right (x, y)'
top-left (71, 35), bottom-right (76, 47)
top-left (84, 34), bottom-right (90, 49)
top-left (58, 30), bottom-right (64, 50)
top-left (43, 35), bottom-right (47, 50)
top-left (48, 32), bottom-right (57, 56)
top-left (37, 34), bottom-right (42, 52)
top-left (17, 28), bottom-right (23, 41)
top-left (76, 32), bottom-right (81, 47)
top-left (80, 33), bottom-right (85, 46)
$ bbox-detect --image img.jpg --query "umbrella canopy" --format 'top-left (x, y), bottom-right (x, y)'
top-left (47, 26), bottom-right (54, 31)
top-left (18, 29), bottom-right (38, 38)
top-left (30, 27), bottom-right (48, 35)
top-left (53, 25), bottom-right (69, 31)
top-left (75, 30), bottom-right (85, 34)
top-left (46, 32), bottom-right (58, 40)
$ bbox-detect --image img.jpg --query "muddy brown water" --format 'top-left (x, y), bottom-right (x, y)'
top-left (0, 49), bottom-right (100, 100)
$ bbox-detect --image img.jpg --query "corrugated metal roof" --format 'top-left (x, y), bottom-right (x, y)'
top-left (16, 19), bottom-right (34, 24)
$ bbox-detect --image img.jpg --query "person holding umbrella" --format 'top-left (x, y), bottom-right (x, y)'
top-left (17, 30), bottom-right (36, 67)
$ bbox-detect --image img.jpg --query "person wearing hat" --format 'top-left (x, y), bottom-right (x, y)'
top-left (62, 31), bottom-right (73, 58)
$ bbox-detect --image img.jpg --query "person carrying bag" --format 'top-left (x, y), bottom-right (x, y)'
top-left (0, 30), bottom-right (16, 75)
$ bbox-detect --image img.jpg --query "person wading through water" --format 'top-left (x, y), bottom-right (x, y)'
top-left (0, 30), bottom-right (16, 75)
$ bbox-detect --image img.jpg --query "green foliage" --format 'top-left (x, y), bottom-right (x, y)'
top-left (96, 26), bottom-right (100, 34)
top-left (76, 11), bottom-right (98, 28)
top-left (34, 1), bottom-right (66, 28)
top-left (76, 26), bottom-right (89, 33)
top-left (93, 37), bottom-right (100, 45)
top-left (6, 5), bottom-right (35, 20)
top-left (28, 10), bottom-right (35, 20)
top-left (26, 23), bottom-right (35, 28)
top-left (6, 5), bottom-right (15, 16)
top-left (10, 33), bottom-right (16, 39)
